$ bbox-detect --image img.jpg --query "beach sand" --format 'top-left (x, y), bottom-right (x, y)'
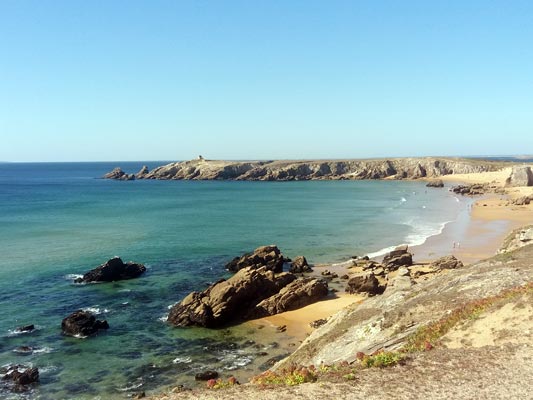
top-left (252, 166), bottom-right (533, 345)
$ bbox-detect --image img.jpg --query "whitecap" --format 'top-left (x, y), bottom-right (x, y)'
top-left (158, 315), bottom-right (168, 323)
top-left (401, 197), bottom-right (407, 202)
top-left (116, 382), bottom-right (143, 392)
top-left (172, 356), bottom-right (192, 364)
top-left (65, 274), bottom-right (83, 281)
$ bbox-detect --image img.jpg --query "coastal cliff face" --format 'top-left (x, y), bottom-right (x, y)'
top-left (106, 158), bottom-right (505, 181)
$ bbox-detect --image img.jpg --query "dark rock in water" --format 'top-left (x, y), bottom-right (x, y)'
top-left (195, 370), bottom-right (219, 381)
top-left (168, 267), bottom-right (296, 328)
top-left (13, 346), bottom-right (33, 355)
top-left (103, 167), bottom-right (135, 180)
top-left (247, 278), bottom-right (328, 319)
top-left (430, 255), bottom-right (464, 270)
top-left (225, 245), bottom-right (285, 273)
top-left (382, 245), bottom-right (413, 270)
top-left (61, 310), bottom-right (109, 337)
top-left (16, 324), bottom-right (34, 333)
top-left (289, 256), bottom-right (312, 273)
top-left (74, 257), bottom-right (146, 283)
top-left (2, 365), bottom-right (39, 385)
top-left (345, 272), bottom-right (383, 295)
top-left (426, 179), bottom-right (444, 188)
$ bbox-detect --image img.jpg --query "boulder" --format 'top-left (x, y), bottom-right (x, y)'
top-left (225, 245), bottom-right (285, 273)
top-left (15, 324), bottom-right (34, 333)
top-left (1, 365), bottom-right (39, 385)
top-left (512, 195), bottom-right (533, 205)
top-left (519, 228), bottom-right (533, 243)
top-left (167, 267), bottom-right (296, 328)
top-left (345, 272), bottom-right (383, 295)
top-left (450, 183), bottom-right (489, 196)
top-left (289, 256), bottom-right (312, 273)
top-left (74, 257), bottom-right (146, 283)
top-left (506, 166), bottom-right (533, 187)
top-left (426, 179), bottom-right (444, 188)
top-left (61, 310), bottom-right (109, 337)
top-left (382, 245), bottom-right (413, 270)
top-left (430, 255), bottom-right (464, 270)
top-left (248, 278), bottom-right (328, 319)
top-left (103, 167), bottom-right (135, 180)
top-left (195, 370), bottom-right (219, 381)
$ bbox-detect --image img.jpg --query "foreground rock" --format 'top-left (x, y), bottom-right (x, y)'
top-left (168, 267), bottom-right (296, 328)
top-left (248, 278), bottom-right (328, 318)
top-left (345, 272), bottom-right (383, 295)
top-left (61, 310), bottom-right (109, 337)
top-left (289, 256), bottom-right (312, 273)
top-left (225, 245), bottom-right (285, 273)
top-left (74, 257), bottom-right (146, 283)
top-left (382, 245), bottom-right (413, 270)
top-left (1, 365), bottom-right (39, 386)
top-left (430, 255), bottom-right (464, 270)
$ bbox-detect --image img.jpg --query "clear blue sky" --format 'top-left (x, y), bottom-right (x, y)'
top-left (1, 1), bottom-right (532, 162)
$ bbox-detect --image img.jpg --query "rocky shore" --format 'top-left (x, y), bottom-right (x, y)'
top-left (103, 157), bottom-right (510, 181)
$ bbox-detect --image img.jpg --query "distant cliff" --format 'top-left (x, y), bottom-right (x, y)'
top-left (104, 157), bottom-right (509, 181)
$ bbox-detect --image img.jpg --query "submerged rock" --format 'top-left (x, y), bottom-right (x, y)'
top-left (61, 310), bottom-right (109, 337)
top-left (74, 257), bottom-right (146, 283)
top-left (426, 179), bottom-right (444, 188)
top-left (1, 365), bottom-right (39, 385)
top-left (225, 245), bottom-right (285, 273)
top-left (195, 370), bottom-right (219, 381)
top-left (15, 324), bottom-right (34, 333)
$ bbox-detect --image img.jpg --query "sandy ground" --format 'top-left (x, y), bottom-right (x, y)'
top-left (149, 166), bottom-right (533, 400)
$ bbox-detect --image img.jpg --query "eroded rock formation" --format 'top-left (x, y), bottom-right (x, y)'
top-left (74, 257), bottom-right (146, 283)
top-left (225, 246), bottom-right (285, 273)
top-left (61, 310), bottom-right (109, 337)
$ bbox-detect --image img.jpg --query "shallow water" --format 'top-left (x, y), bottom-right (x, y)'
top-left (0, 162), bottom-right (467, 398)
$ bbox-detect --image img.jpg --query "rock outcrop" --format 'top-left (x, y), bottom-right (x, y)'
top-left (345, 272), bottom-right (383, 295)
top-left (450, 183), bottom-right (490, 196)
top-left (104, 157), bottom-right (505, 181)
top-left (248, 278), bottom-right (328, 318)
top-left (136, 165), bottom-right (149, 179)
top-left (506, 165), bottom-right (533, 187)
top-left (74, 257), bottom-right (146, 283)
top-left (382, 245), bottom-right (413, 270)
top-left (61, 310), bottom-right (109, 337)
top-left (103, 167), bottom-right (135, 181)
top-left (167, 267), bottom-right (296, 328)
top-left (289, 256), bottom-right (312, 273)
top-left (225, 246), bottom-right (285, 273)
top-left (430, 255), bottom-right (464, 270)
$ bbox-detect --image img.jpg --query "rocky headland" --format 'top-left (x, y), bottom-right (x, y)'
top-left (103, 157), bottom-right (513, 181)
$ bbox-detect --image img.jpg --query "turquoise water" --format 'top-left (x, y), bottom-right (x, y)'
top-left (0, 162), bottom-right (465, 399)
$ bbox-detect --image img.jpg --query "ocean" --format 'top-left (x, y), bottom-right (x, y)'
top-left (0, 162), bottom-right (467, 399)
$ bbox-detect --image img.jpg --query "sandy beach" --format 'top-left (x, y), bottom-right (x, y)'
top-left (250, 166), bottom-right (533, 349)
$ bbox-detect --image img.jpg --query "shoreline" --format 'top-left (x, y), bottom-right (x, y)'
top-left (245, 168), bottom-right (533, 373)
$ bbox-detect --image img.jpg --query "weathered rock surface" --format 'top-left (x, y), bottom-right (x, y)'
top-left (499, 225), bottom-right (533, 254)
top-left (103, 167), bottom-right (135, 180)
top-left (248, 278), bottom-right (328, 318)
top-left (289, 256), bottom-right (312, 273)
top-left (104, 157), bottom-right (504, 181)
top-left (167, 267), bottom-right (296, 328)
top-left (61, 310), bottom-right (109, 337)
top-left (74, 257), bottom-right (146, 283)
top-left (426, 179), bottom-right (444, 188)
top-left (225, 246), bottom-right (285, 273)
top-left (430, 255), bottom-right (464, 270)
top-left (510, 194), bottom-right (533, 205)
top-left (136, 165), bottom-right (149, 179)
top-left (1, 365), bottom-right (39, 385)
top-left (506, 165), bottom-right (533, 187)
top-left (382, 245), bottom-right (413, 270)
top-left (345, 273), bottom-right (383, 295)
top-left (195, 371), bottom-right (219, 381)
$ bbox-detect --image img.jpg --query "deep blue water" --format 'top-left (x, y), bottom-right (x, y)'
top-left (0, 162), bottom-right (465, 399)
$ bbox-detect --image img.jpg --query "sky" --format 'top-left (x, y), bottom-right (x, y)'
top-left (1, 0), bottom-right (532, 162)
